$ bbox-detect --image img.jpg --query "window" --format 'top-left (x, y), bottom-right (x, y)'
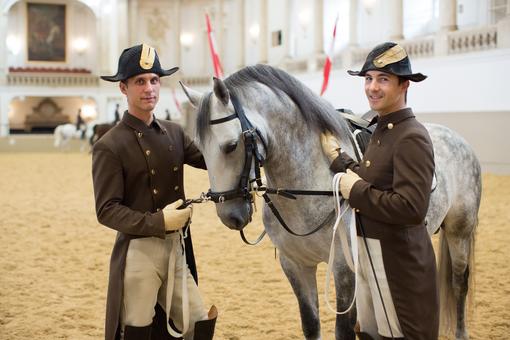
top-left (271, 30), bottom-right (282, 47)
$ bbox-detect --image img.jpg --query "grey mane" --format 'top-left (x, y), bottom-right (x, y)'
top-left (196, 64), bottom-right (351, 142)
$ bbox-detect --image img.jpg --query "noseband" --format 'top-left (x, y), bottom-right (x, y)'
top-left (206, 93), bottom-right (266, 204)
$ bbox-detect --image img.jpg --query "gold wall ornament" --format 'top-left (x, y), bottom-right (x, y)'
top-left (373, 44), bottom-right (407, 68)
top-left (140, 44), bottom-right (156, 70)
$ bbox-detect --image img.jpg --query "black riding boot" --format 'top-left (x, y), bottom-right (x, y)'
top-left (193, 305), bottom-right (217, 340)
top-left (124, 325), bottom-right (152, 340)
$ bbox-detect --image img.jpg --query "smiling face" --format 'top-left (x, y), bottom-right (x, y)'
top-left (364, 70), bottom-right (409, 116)
top-left (120, 73), bottom-right (160, 121)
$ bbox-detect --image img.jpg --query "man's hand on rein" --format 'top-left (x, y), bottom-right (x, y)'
top-left (340, 170), bottom-right (362, 199)
top-left (163, 199), bottom-right (192, 231)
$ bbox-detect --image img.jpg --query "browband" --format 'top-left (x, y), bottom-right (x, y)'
top-left (210, 113), bottom-right (238, 125)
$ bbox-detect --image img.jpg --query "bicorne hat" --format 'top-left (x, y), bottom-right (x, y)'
top-left (101, 43), bottom-right (178, 82)
top-left (347, 42), bottom-right (426, 82)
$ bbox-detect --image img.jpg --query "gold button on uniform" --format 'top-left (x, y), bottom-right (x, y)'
top-left (153, 188), bottom-right (158, 195)
top-left (174, 186), bottom-right (179, 191)
top-left (365, 160), bottom-right (371, 167)
top-left (156, 208), bottom-right (161, 212)
top-left (387, 123), bottom-right (394, 129)
top-left (173, 166), bottom-right (178, 171)
top-left (377, 140), bottom-right (381, 145)
top-left (137, 132), bottom-right (143, 138)
top-left (355, 209), bottom-right (360, 213)
top-left (150, 169), bottom-right (156, 175)
top-left (145, 150), bottom-right (151, 156)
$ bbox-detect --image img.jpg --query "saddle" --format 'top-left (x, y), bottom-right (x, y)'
top-left (336, 109), bottom-right (376, 158)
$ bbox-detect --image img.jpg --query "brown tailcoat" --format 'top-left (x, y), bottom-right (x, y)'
top-left (92, 112), bottom-right (206, 340)
top-left (331, 108), bottom-right (439, 340)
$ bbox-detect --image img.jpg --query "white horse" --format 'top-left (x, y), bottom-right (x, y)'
top-left (184, 64), bottom-right (480, 340)
top-left (53, 123), bottom-right (93, 151)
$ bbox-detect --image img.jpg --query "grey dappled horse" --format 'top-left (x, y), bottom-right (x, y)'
top-left (184, 64), bottom-right (480, 340)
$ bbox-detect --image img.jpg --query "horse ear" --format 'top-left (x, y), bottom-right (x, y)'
top-left (179, 81), bottom-right (202, 108)
top-left (213, 77), bottom-right (229, 106)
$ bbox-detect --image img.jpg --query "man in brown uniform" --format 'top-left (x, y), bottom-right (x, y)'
top-left (321, 42), bottom-right (438, 339)
top-left (93, 43), bottom-right (217, 340)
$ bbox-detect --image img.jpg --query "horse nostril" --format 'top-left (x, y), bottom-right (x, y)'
top-left (229, 212), bottom-right (248, 230)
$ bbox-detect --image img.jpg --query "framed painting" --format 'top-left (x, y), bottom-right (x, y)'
top-left (27, 3), bottom-right (66, 62)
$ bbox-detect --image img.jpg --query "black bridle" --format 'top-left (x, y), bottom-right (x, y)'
top-left (205, 93), bottom-right (342, 243)
top-left (206, 93), bottom-right (266, 204)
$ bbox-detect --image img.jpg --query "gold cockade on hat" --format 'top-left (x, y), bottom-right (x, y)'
top-left (139, 44), bottom-right (156, 70)
top-left (373, 44), bottom-right (407, 68)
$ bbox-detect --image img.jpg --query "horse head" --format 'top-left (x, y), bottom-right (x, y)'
top-left (184, 65), bottom-right (354, 233)
top-left (182, 78), bottom-right (267, 230)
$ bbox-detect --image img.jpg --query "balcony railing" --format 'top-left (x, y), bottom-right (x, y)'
top-left (448, 25), bottom-right (498, 54)
top-left (7, 72), bottom-right (99, 87)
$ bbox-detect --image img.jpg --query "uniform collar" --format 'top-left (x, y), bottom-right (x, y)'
top-left (375, 108), bottom-right (414, 129)
top-left (122, 111), bottom-right (167, 133)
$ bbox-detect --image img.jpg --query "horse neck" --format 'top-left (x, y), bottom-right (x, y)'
top-left (261, 106), bottom-right (334, 190)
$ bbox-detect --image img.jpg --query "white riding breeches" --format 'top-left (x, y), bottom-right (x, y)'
top-left (356, 236), bottom-right (404, 338)
top-left (121, 232), bottom-right (207, 340)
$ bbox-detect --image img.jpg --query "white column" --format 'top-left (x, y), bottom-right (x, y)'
top-left (0, 13), bottom-right (8, 75)
top-left (117, 0), bottom-right (128, 49)
top-left (349, 0), bottom-right (359, 47)
top-left (439, 0), bottom-right (458, 32)
top-left (215, 0), bottom-right (224, 64)
top-left (497, 0), bottom-right (510, 48)
top-left (238, 0), bottom-right (245, 69)
top-left (388, 0), bottom-right (404, 41)
top-left (314, 0), bottom-right (324, 54)
top-left (260, 0), bottom-right (268, 63)
top-left (128, 0), bottom-right (138, 45)
top-left (95, 95), bottom-right (109, 123)
top-left (284, 0), bottom-right (294, 58)
top-left (174, 0), bottom-right (182, 67)
top-left (0, 95), bottom-right (10, 136)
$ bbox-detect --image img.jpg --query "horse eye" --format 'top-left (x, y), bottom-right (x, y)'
top-left (221, 141), bottom-right (238, 154)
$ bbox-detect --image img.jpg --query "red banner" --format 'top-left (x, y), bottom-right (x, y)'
top-left (205, 13), bottom-right (224, 78)
top-left (320, 14), bottom-right (339, 96)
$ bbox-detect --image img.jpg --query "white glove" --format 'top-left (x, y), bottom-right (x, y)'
top-left (340, 169), bottom-right (362, 199)
top-left (163, 199), bottom-right (192, 231)
top-left (320, 131), bottom-right (342, 163)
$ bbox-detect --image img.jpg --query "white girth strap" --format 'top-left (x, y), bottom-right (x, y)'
top-left (165, 229), bottom-right (190, 338)
top-left (324, 172), bottom-right (359, 315)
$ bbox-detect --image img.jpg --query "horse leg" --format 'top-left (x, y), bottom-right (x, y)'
top-left (445, 230), bottom-right (473, 340)
top-left (333, 264), bottom-right (356, 340)
top-left (440, 212), bottom-right (476, 340)
top-left (279, 254), bottom-right (321, 340)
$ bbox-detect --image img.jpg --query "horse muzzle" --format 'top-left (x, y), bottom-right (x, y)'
top-left (215, 200), bottom-right (253, 230)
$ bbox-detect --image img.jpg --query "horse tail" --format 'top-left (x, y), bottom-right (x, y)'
top-left (437, 229), bottom-right (455, 336)
top-left (437, 223), bottom-right (477, 337)
top-left (466, 220), bottom-right (477, 327)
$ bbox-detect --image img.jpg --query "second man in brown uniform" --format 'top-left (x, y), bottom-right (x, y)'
top-left (322, 42), bottom-right (439, 340)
